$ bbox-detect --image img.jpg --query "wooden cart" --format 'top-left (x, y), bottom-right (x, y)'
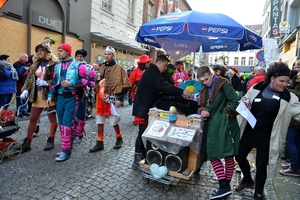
top-left (139, 108), bottom-right (202, 190)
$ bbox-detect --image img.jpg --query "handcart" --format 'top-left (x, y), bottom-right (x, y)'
top-left (0, 97), bottom-right (28, 163)
top-left (139, 108), bottom-right (203, 190)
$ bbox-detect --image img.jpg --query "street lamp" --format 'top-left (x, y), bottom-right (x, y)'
top-left (0, 0), bottom-right (8, 9)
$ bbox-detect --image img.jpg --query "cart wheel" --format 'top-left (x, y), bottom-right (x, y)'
top-left (143, 178), bottom-right (149, 185)
top-left (163, 184), bottom-right (170, 191)
top-left (7, 142), bottom-right (22, 159)
top-left (0, 151), bottom-right (3, 163)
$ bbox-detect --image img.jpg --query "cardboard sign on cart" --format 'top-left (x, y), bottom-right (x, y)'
top-left (141, 108), bottom-right (203, 179)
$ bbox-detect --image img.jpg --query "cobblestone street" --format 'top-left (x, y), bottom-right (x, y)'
top-left (0, 103), bottom-right (297, 200)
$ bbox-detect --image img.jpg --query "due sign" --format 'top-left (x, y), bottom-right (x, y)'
top-left (39, 16), bottom-right (58, 29)
top-left (32, 11), bottom-right (63, 33)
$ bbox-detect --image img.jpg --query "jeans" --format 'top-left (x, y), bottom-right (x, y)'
top-left (286, 126), bottom-right (300, 171)
top-left (0, 93), bottom-right (13, 109)
top-left (16, 90), bottom-right (27, 113)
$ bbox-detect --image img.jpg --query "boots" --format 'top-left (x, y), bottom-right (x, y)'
top-left (90, 141), bottom-right (104, 152)
top-left (131, 152), bottom-right (144, 170)
top-left (44, 137), bottom-right (54, 151)
top-left (114, 137), bottom-right (123, 149)
top-left (55, 125), bottom-right (72, 162)
top-left (20, 138), bottom-right (31, 153)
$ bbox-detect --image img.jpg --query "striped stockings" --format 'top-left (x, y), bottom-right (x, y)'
top-left (210, 156), bottom-right (235, 181)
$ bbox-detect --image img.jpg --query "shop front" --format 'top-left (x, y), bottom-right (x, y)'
top-left (0, 0), bottom-right (91, 62)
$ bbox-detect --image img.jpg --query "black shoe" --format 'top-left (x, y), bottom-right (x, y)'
top-left (210, 186), bottom-right (232, 199)
top-left (131, 152), bottom-right (144, 170)
top-left (44, 138), bottom-right (54, 151)
top-left (18, 113), bottom-right (23, 118)
top-left (113, 137), bottom-right (123, 149)
top-left (89, 141), bottom-right (104, 152)
top-left (235, 178), bottom-right (255, 192)
top-left (22, 112), bottom-right (30, 117)
top-left (19, 138), bottom-right (31, 152)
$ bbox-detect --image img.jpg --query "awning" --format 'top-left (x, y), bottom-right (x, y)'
top-left (91, 32), bottom-right (149, 53)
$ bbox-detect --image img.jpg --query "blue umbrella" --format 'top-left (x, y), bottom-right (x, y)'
top-left (136, 11), bottom-right (262, 59)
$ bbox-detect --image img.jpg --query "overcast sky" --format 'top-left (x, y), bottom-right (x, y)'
top-left (186, 0), bottom-right (266, 25)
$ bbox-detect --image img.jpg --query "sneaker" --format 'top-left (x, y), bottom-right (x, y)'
top-left (56, 151), bottom-right (62, 156)
top-left (17, 113), bottom-right (23, 118)
top-left (279, 168), bottom-right (300, 177)
top-left (210, 186), bottom-right (232, 199)
top-left (235, 178), bottom-right (255, 192)
top-left (281, 162), bottom-right (291, 169)
top-left (55, 150), bottom-right (71, 162)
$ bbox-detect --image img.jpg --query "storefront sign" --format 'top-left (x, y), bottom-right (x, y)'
top-left (32, 11), bottom-right (63, 33)
top-left (270, 0), bottom-right (281, 38)
top-left (279, 21), bottom-right (290, 34)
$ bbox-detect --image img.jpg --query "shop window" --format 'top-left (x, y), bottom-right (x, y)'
top-left (234, 57), bottom-right (239, 65)
top-left (127, 0), bottom-right (134, 24)
top-left (102, 0), bottom-right (112, 12)
top-left (241, 57), bottom-right (246, 65)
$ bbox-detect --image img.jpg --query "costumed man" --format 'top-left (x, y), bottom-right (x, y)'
top-left (89, 46), bottom-right (131, 153)
top-left (129, 54), bottom-right (152, 125)
top-left (47, 42), bottom-right (88, 161)
top-left (172, 60), bottom-right (190, 87)
top-left (19, 37), bottom-right (59, 152)
top-left (74, 49), bottom-right (96, 143)
top-left (131, 55), bottom-right (194, 170)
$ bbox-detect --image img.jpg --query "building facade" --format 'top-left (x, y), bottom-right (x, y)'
top-left (91, 0), bottom-right (147, 67)
top-left (0, 0), bottom-right (92, 62)
top-left (261, 0), bottom-right (300, 67)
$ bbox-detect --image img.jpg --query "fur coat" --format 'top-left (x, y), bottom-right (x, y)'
top-left (21, 53), bottom-right (59, 103)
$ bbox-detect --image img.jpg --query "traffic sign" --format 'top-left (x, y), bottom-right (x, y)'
top-left (256, 50), bottom-right (265, 62)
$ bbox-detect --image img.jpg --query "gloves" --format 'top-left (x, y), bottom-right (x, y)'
top-left (36, 79), bottom-right (48, 86)
top-left (20, 90), bottom-right (28, 99)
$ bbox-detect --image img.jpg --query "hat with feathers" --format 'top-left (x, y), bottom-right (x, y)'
top-left (35, 37), bottom-right (56, 53)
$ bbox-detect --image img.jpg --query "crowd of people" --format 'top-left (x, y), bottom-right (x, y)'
top-left (1, 40), bottom-right (300, 200)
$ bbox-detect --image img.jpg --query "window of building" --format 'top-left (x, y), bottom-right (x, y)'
top-left (148, 2), bottom-right (155, 21)
top-left (241, 57), bottom-right (246, 65)
top-left (248, 57), bottom-right (254, 66)
top-left (234, 57), bottom-right (239, 65)
top-left (102, 0), bottom-right (112, 12)
top-left (127, 0), bottom-right (134, 24)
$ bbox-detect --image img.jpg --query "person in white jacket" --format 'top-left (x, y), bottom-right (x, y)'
top-left (235, 62), bottom-right (300, 200)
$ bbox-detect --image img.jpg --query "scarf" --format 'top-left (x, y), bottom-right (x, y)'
top-left (207, 75), bottom-right (217, 93)
top-left (104, 59), bottom-right (116, 67)
top-left (0, 60), bottom-right (18, 80)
